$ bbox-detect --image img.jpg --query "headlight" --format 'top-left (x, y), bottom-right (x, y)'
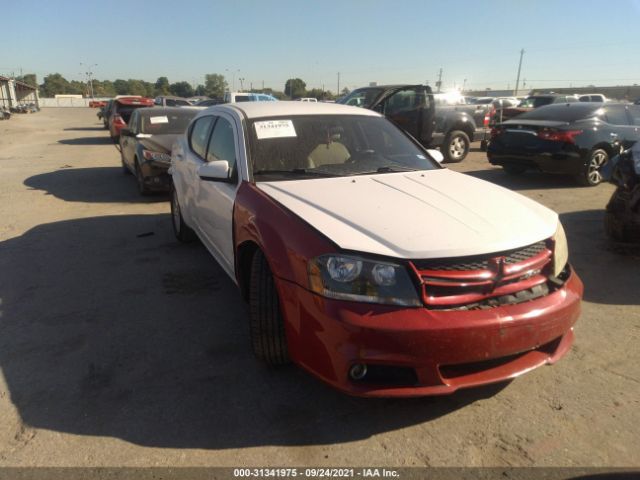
top-left (143, 149), bottom-right (171, 162)
top-left (308, 254), bottom-right (421, 307)
top-left (552, 221), bottom-right (569, 277)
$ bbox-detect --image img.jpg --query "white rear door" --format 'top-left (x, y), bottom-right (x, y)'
top-left (173, 115), bottom-right (216, 227)
top-left (193, 113), bottom-right (241, 278)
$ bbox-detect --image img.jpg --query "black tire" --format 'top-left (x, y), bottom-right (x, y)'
top-left (170, 184), bottom-right (196, 242)
top-left (577, 148), bottom-right (608, 186)
top-left (503, 164), bottom-right (527, 175)
top-left (135, 159), bottom-right (151, 196)
top-left (442, 130), bottom-right (470, 163)
top-left (120, 148), bottom-right (130, 175)
top-left (604, 211), bottom-right (626, 241)
top-left (249, 250), bottom-right (290, 366)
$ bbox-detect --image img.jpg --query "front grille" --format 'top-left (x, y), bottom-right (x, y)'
top-left (413, 241), bottom-right (547, 271)
top-left (411, 240), bottom-right (554, 310)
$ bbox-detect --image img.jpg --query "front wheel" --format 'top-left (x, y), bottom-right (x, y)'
top-left (249, 250), bottom-right (290, 366)
top-left (135, 160), bottom-right (151, 195)
top-left (442, 130), bottom-right (470, 163)
top-left (120, 148), bottom-right (130, 175)
top-left (577, 148), bottom-right (608, 186)
top-left (170, 184), bottom-right (196, 242)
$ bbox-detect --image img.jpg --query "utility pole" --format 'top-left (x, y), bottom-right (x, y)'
top-left (436, 68), bottom-right (443, 93)
top-left (463, 78), bottom-right (467, 92)
top-left (337, 72), bottom-right (340, 95)
top-left (80, 63), bottom-right (97, 98)
top-left (226, 69), bottom-right (239, 91)
top-left (514, 48), bottom-right (525, 96)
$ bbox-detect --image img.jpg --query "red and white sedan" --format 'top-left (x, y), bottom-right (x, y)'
top-left (169, 102), bottom-right (583, 397)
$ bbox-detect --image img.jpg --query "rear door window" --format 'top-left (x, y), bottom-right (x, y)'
top-left (605, 105), bottom-right (630, 125)
top-left (129, 111), bottom-right (139, 134)
top-left (189, 116), bottom-right (215, 159)
top-left (627, 106), bottom-right (640, 126)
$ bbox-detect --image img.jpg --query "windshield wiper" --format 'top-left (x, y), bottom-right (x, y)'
top-left (252, 168), bottom-right (336, 177)
top-left (350, 165), bottom-right (420, 175)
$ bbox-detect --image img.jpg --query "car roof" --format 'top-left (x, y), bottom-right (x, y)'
top-left (204, 101), bottom-right (381, 119)
top-left (135, 106), bottom-right (203, 116)
top-left (510, 102), bottom-right (604, 118)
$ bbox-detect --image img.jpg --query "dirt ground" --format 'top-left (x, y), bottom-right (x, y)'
top-left (0, 108), bottom-right (638, 468)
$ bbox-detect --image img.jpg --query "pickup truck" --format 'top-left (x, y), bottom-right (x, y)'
top-left (337, 85), bottom-right (490, 162)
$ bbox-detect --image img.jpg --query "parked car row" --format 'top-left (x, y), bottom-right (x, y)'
top-left (103, 99), bottom-right (584, 397)
top-left (99, 92), bottom-right (280, 142)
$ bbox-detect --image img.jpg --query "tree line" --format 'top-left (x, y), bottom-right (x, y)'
top-left (16, 73), bottom-right (348, 100)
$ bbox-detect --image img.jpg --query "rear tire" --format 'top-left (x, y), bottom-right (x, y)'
top-left (442, 130), bottom-right (470, 163)
top-left (170, 184), bottom-right (196, 242)
top-left (249, 250), bottom-right (290, 366)
top-left (577, 148), bottom-right (608, 186)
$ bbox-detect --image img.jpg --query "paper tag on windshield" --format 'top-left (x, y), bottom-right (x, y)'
top-left (254, 120), bottom-right (296, 139)
top-left (149, 116), bottom-right (169, 124)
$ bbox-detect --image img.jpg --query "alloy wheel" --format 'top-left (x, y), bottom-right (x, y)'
top-left (449, 137), bottom-right (466, 160)
top-left (588, 151), bottom-right (607, 185)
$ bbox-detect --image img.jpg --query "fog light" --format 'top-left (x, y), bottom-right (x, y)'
top-left (349, 363), bottom-right (368, 381)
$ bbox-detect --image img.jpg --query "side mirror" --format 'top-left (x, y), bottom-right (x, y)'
top-left (198, 160), bottom-right (230, 181)
top-left (427, 149), bottom-right (444, 164)
top-left (120, 128), bottom-right (131, 137)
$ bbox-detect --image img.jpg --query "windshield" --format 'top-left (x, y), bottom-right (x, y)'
top-left (248, 115), bottom-right (439, 180)
top-left (336, 88), bottom-right (384, 108)
top-left (140, 111), bottom-right (198, 134)
top-left (518, 97), bottom-right (554, 108)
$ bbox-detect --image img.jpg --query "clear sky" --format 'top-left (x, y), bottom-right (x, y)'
top-left (3, 0), bottom-right (640, 93)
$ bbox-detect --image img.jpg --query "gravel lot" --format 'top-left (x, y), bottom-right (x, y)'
top-left (0, 108), bottom-right (638, 468)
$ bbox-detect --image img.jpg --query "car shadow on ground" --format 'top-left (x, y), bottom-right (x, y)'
top-left (63, 127), bottom-right (107, 132)
top-left (0, 215), bottom-right (509, 449)
top-left (58, 137), bottom-right (115, 146)
top-left (24, 167), bottom-right (167, 203)
top-left (463, 168), bottom-right (580, 191)
top-left (560, 209), bottom-right (639, 306)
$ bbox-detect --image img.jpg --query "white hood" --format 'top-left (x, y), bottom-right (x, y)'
top-left (257, 169), bottom-right (558, 259)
